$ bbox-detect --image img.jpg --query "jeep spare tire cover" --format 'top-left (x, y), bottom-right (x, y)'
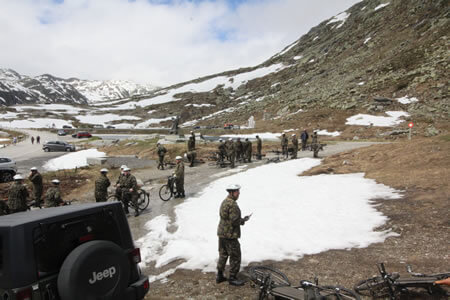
top-left (57, 240), bottom-right (130, 300)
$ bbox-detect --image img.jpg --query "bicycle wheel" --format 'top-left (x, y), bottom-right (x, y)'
top-left (107, 194), bottom-right (120, 202)
top-left (319, 286), bottom-right (361, 300)
top-left (137, 189), bottom-right (150, 210)
top-left (248, 266), bottom-right (291, 287)
top-left (159, 184), bottom-right (172, 201)
top-left (354, 276), bottom-right (390, 297)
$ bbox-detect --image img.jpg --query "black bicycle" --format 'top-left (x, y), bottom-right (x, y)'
top-left (108, 188), bottom-right (150, 211)
top-left (248, 265), bottom-right (360, 300)
top-left (159, 175), bottom-right (177, 201)
top-left (354, 263), bottom-right (449, 299)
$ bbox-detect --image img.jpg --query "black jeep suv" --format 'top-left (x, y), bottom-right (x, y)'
top-left (0, 202), bottom-right (149, 300)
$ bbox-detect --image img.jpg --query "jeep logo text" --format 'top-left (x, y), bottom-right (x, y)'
top-left (88, 266), bottom-right (116, 284)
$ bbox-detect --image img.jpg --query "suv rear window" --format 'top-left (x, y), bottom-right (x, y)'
top-left (33, 211), bottom-right (123, 275)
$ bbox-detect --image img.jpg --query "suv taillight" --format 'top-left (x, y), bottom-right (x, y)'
top-left (129, 248), bottom-right (141, 264)
top-left (16, 287), bottom-right (32, 300)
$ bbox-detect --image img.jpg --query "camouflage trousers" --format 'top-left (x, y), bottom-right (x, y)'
top-left (158, 155), bottom-right (165, 170)
top-left (256, 148), bottom-right (262, 160)
top-left (217, 238), bottom-right (241, 277)
top-left (95, 191), bottom-right (108, 202)
top-left (33, 188), bottom-right (43, 206)
top-left (282, 145), bottom-right (288, 158)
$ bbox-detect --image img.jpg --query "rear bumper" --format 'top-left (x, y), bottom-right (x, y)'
top-left (125, 275), bottom-right (150, 300)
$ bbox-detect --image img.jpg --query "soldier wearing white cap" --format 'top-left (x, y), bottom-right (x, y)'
top-left (115, 165), bottom-right (128, 201)
top-left (216, 184), bottom-right (251, 286)
top-left (95, 168), bottom-right (110, 202)
top-left (119, 167), bottom-right (140, 217)
top-left (28, 167), bottom-right (43, 206)
top-left (174, 156), bottom-right (185, 198)
top-left (8, 174), bottom-right (29, 213)
top-left (45, 179), bottom-right (63, 207)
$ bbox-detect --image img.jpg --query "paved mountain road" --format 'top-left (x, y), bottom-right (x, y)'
top-left (0, 129), bottom-right (66, 174)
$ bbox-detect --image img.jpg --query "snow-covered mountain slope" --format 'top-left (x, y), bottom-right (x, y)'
top-left (0, 68), bottom-right (157, 106)
top-left (67, 78), bottom-right (157, 103)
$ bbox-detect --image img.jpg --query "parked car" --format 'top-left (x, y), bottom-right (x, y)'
top-left (0, 202), bottom-right (150, 299)
top-left (71, 132), bottom-right (92, 138)
top-left (43, 141), bottom-right (76, 152)
top-left (224, 123), bottom-right (233, 129)
top-left (62, 125), bottom-right (72, 129)
top-left (0, 157), bottom-right (17, 182)
top-left (106, 125), bottom-right (116, 129)
top-left (93, 124), bottom-right (104, 129)
top-left (57, 129), bottom-right (67, 136)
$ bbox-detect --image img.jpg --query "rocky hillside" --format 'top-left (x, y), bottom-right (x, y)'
top-left (104, 0), bottom-right (447, 133)
top-left (0, 68), bottom-right (157, 106)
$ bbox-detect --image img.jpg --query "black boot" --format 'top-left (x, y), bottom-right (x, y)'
top-left (134, 210), bottom-right (140, 217)
top-left (228, 276), bottom-right (245, 286)
top-left (215, 271), bottom-right (227, 284)
top-left (180, 192), bottom-right (185, 198)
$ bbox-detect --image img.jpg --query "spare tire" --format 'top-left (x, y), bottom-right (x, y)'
top-left (57, 240), bottom-right (130, 300)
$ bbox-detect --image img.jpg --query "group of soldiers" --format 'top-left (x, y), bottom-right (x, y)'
top-left (1, 167), bottom-right (63, 215)
top-left (217, 135), bottom-right (262, 168)
top-left (280, 129), bottom-right (320, 159)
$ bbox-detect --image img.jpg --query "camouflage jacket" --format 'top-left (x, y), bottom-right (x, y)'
top-left (218, 142), bottom-right (226, 153)
top-left (236, 141), bottom-right (243, 153)
top-left (187, 139), bottom-right (195, 151)
top-left (312, 133), bottom-right (318, 144)
top-left (29, 172), bottom-right (43, 192)
top-left (95, 174), bottom-right (110, 195)
top-left (157, 145), bottom-right (167, 157)
top-left (8, 182), bottom-right (29, 211)
top-left (45, 187), bottom-right (62, 207)
top-left (256, 138), bottom-right (262, 150)
top-left (217, 196), bottom-right (245, 239)
top-left (245, 141), bottom-right (252, 154)
top-left (116, 173), bottom-right (125, 185)
top-left (291, 137), bottom-right (298, 148)
top-left (281, 136), bottom-right (288, 147)
top-left (120, 174), bottom-right (138, 192)
top-left (175, 161), bottom-right (184, 179)
top-left (225, 141), bottom-right (235, 156)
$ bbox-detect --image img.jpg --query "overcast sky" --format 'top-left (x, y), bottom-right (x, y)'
top-left (0, 0), bottom-right (361, 86)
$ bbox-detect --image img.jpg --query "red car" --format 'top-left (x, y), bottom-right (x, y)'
top-left (72, 131), bottom-right (92, 138)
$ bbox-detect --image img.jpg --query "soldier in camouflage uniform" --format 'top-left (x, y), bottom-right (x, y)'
top-left (218, 139), bottom-right (226, 163)
top-left (235, 138), bottom-right (243, 162)
top-left (281, 133), bottom-right (289, 159)
top-left (242, 138), bottom-right (248, 163)
top-left (120, 167), bottom-right (140, 217)
top-left (190, 131), bottom-right (196, 149)
top-left (115, 165), bottom-right (127, 200)
top-left (45, 179), bottom-right (63, 207)
top-left (291, 134), bottom-right (299, 159)
top-left (226, 138), bottom-right (236, 168)
top-left (244, 138), bottom-right (252, 162)
top-left (157, 144), bottom-right (167, 170)
top-left (256, 135), bottom-right (262, 160)
top-left (28, 167), bottom-right (43, 207)
top-left (95, 168), bottom-right (110, 202)
top-left (8, 174), bottom-right (29, 213)
top-left (174, 156), bottom-right (185, 198)
top-left (187, 136), bottom-right (195, 152)
top-left (216, 184), bottom-right (250, 286)
top-left (311, 131), bottom-right (319, 158)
